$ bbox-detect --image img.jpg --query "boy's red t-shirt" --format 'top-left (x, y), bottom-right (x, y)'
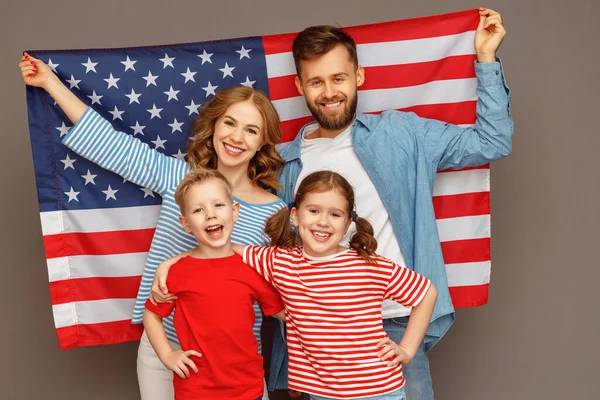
top-left (145, 253), bottom-right (284, 400)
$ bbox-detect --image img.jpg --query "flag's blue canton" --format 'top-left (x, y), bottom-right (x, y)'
top-left (27, 38), bottom-right (269, 213)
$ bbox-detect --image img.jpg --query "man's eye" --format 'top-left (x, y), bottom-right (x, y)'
top-left (311, 80), bottom-right (321, 86)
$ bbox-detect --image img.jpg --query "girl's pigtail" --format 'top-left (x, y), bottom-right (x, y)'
top-left (349, 216), bottom-right (378, 263)
top-left (264, 207), bottom-right (298, 248)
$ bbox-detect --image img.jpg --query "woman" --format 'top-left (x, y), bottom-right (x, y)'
top-left (19, 53), bottom-right (285, 400)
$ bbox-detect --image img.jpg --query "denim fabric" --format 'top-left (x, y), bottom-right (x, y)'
top-left (309, 388), bottom-right (405, 400)
top-left (384, 317), bottom-right (433, 400)
top-left (269, 60), bottom-right (513, 391)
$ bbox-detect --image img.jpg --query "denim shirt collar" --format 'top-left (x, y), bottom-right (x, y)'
top-left (278, 113), bottom-right (373, 163)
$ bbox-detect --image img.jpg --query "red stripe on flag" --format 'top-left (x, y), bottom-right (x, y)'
top-left (441, 238), bottom-right (490, 264)
top-left (281, 116), bottom-right (315, 142)
top-left (439, 164), bottom-right (489, 173)
top-left (433, 192), bottom-right (490, 219)
top-left (449, 284), bottom-right (489, 308)
top-left (361, 55), bottom-right (477, 91)
top-left (279, 101), bottom-right (477, 141)
top-left (56, 320), bottom-right (143, 350)
top-left (268, 55), bottom-right (477, 101)
top-left (49, 276), bottom-right (142, 305)
top-left (262, 9), bottom-right (479, 54)
top-left (43, 228), bottom-right (155, 258)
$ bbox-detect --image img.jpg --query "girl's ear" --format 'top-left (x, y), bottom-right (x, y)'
top-left (344, 217), bottom-right (352, 233)
top-left (290, 207), bottom-right (299, 227)
top-left (179, 215), bottom-right (192, 233)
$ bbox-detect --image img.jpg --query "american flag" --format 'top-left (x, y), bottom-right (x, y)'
top-left (26, 9), bottom-right (491, 350)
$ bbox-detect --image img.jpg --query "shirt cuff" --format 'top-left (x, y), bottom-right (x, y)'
top-left (474, 57), bottom-right (506, 87)
top-left (62, 106), bottom-right (97, 145)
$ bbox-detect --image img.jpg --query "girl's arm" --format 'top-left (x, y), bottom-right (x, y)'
top-left (273, 309), bottom-right (286, 322)
top-left (143, 309), bottom-right (201, 379)
top-left (149, 249), bottom-right (196, 304)
top-left (377, 284), bottom-right (437, 366)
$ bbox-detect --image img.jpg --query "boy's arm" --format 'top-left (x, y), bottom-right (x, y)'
top-left (143, 308), bottom-right (202, 379)
top-left (150, 250), bottom-right (195, 304)
top-left (377, 284), bottom-right (437, 365)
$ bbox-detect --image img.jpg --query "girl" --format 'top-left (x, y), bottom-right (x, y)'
top-left (19, 54), bottom-right (285, 400)
top-left (156, 171), bottom-right (438, 400)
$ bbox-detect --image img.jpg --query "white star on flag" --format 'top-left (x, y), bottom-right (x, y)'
top-left (64, 187), bottom-right (80, 202)
top-left (81, 57), bottom-right (98, 73)
top-left (172, 149), bottom-right (187, 161)
top-left (56, 122), bottom-right (71, 137)
top-left (125, 89), bottom-right (142, 105)
top-left (147, 104), bottom-right (163, 119)
top-left (181, 68), bottom-right (197, 83)
top-left (104, 73), bottom-right (120, 89)
top-left (219, 62), bottom-right (235, 78)
top-left (240, 77), bottom-right (256, 87)
top-left (143, 71), bottom-right (159, 87)
top-left (47, 58), bottom-right (59, 73)
top-left (185, 100), bottom-right (201, 116)
top-left (164, 86), bottom-right (180, 102)
top-left (81, 170), bottom-right (98, 185)
top-left (109, 106), bottom-right (124, 121)
top-left (140, 188), bottom-right (156, 198)
top-left (236, 46), bottom-right (252, 59)
top-left (87, 91), bottom-right (103, 105)
top-left (60, 154), bottom-right (76, 170)
top-left (168, 118), bottom-right (184, 133)
top-left (130, 121), bottom-right (146, 136)
top-left (202, 81), bottom-right (218, 97)
top-left (66, 75), bottom-right (81, 89)
top-left (151, 135), bottom-right (167, 150)
top-left (159, 53), bottom-right (176, 68)
top-left (197, 50), bottom-right (213, 64)
top-left (121, 56), bottom-right (137, 71)
top-left (102, 185), bottom-right (119, 201)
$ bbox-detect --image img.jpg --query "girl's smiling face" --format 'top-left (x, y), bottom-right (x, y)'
top-left (291, 188), bottom-right (352, 258)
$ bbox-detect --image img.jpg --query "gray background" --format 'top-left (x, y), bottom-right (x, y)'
top-left (1, 0), bottom-right (598, 399)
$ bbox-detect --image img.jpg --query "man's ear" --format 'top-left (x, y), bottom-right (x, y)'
top-left (232, 201), bottom-right (240, 222)
top-left (356, 66), bottom-right (365, 88)
top-left (179, 215), bottom-right (191, 233)
top-left (295, 76), bottom-right (305, 96)
top-left (290, 207), bottom-right (299, 227)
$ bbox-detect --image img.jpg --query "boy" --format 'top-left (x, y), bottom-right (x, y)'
top-left (143, 168), bottom-right (285, 400)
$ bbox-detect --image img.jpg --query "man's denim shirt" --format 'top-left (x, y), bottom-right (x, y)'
top-left (268, 60), bottom-right (513, 390)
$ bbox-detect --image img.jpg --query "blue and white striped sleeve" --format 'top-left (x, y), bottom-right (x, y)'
top-left (62, 107), bottom-right (189, 195)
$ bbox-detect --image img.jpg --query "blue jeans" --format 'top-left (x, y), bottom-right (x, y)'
top-left (268, 317), bottom-right (434, 400)
top-left (310, 388), bottom-right (405, 400)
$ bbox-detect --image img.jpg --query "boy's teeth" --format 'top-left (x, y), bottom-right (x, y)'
top-left (224, 144), bottom-right (243, 153)
top-left (206, 225), bottom-right (221, 231)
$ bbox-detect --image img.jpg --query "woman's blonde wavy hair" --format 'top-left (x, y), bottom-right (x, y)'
top-left (186, 86), bottom-right (284, 190)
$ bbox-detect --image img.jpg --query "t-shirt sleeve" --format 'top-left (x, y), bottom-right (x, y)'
top-left (245, 268), bottom-right (284, 317)
top-left (243, 245), bottom-right (277, 284)
top-left (384, 263), bottom-right (432, 308)
top-left (144, 298), bottom-right (175, 318)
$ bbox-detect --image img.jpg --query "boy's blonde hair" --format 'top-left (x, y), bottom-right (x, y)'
top-left (174, 168), bottom-right (233, 213)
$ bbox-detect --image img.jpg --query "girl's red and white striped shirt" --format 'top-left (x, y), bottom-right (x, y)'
top-left (243, 246), bottom-right (431, 399)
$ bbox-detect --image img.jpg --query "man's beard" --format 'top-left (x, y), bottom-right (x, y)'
top-left (307, 93), bottom-right (358, 132)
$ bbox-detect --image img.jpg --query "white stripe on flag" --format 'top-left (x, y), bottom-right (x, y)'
top-left (53, 299), bottom-right (137, 328)
top-left (446, 261), bottom-right (490, 286)
top-left (40, 205), bottom-right (161, 235)
top-left (273, 78), bottom-right (477, 121)
top-left (437, 215), bottom-right (490, 242)
top-left (47, 253), bottom-right (148, 282)
top-left (265, 31), bottom-right (476, 78)
top-left (433, 168), bottom-right (490, 196)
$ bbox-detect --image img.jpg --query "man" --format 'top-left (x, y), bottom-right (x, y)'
top-left (270, 8), bottom-right (512, 400)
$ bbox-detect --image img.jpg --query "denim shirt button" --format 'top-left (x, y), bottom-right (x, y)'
top-left (495, 70), bottom-right (499, 75)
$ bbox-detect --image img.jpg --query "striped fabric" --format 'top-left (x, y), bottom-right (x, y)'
top-left (244, 246), bottom-right (431, 398)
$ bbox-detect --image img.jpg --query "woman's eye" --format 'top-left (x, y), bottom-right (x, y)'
top-left (224, 120), bottom-right (234, 127)
top-left (247, 128), bottom-right (257, 135)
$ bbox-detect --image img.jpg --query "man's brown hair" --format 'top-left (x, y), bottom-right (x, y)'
top-left (292, 25), bottom-right (358, 77)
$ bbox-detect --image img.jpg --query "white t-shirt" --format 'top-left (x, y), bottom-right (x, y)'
top-left (296, 122), bottom-right (410, 318)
